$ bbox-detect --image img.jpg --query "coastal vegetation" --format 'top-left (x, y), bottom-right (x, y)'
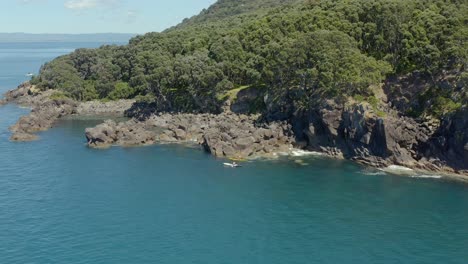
top-left (31, 0), bottom-right (467, 117)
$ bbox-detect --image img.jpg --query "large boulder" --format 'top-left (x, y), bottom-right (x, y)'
top-left (234, 136), bottom-right (255, 150)
top-left (174, 129), bottom-right (187, 140)
top-left (85, 120), bottom-right (117, 148)
top-left (86, 119), bottom-right (159, 148)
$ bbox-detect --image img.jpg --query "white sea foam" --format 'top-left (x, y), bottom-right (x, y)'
top-left (276, 152), bottom-right (289, 156)
top-left (381, 165), bottom-right (415, 175)
top-left (362, 170), bottom-right (387, 176)
top-left (411, 174), bottom-right (443, 179)
top-left (386, 165), bottom-right (414, 172)
top-left (290, 149), bottom-right (324, 157)
top-left (381, 165), bottom-right (443, 179)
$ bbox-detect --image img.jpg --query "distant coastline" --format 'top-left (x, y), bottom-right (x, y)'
top-left (0, 33), bottom-right (138, 43)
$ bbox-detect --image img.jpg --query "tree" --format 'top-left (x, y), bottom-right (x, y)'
top-left (108, 82), bottom-right (134, 100)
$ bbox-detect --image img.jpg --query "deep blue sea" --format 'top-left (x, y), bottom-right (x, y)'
top-left (1, 42), bottom-right (468, 264)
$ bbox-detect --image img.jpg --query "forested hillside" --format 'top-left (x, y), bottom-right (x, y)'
top-left (176, 0), bottom-right (301, 26)
top-left (32, 0), bottom-right (467, 117)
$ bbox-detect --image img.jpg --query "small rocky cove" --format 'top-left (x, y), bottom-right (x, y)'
top-left (2, 83), bottom-right (467, 180)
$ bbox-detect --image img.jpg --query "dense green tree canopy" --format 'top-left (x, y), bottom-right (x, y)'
top-left (31, 0), bottom-right (467, 115)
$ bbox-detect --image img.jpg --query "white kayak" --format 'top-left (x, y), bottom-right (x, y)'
top-left (223, 163), bottom-right (242, 168)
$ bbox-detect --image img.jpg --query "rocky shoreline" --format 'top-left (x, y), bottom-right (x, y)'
top-left (83, 109), bottom-right (468, 182)
top-left (2, 83), bottom-right (467, 181)
top-left (1, 83), bottom-right (134, 141)
top-left (302, 101), bottom-right (468, 178)
top-left (85, 112), bottom-right (295, 159)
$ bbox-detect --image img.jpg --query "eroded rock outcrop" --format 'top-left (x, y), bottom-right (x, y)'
top-left (3, 84), bottom-right (78, 141)
top-left (86, 119), bottom-right (157, 147)
top-left (9, 98), bottom-right (78, 141)
top-left (2, 82), bottom-right (31, 104)
top-left (85, 112), bottom-right (295, 158)
top-left (2, 83), bottom-right (135, 141)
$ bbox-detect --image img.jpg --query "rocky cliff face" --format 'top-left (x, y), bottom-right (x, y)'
top-left (421, 109), bottom-right (468, 171)
top-left (289, 100), bottom-right (467, 174)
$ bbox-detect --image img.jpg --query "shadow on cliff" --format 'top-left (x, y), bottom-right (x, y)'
top-left (418, 109), bottom-right (468, 171)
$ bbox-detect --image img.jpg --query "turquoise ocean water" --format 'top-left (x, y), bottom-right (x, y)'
top-left (1, 42), bottom-right (468, 264)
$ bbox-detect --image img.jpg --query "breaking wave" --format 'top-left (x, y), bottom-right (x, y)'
top-left (289, 149), bottom-right (325, 157)
top-left (411, 174), bottom-right (443, 179)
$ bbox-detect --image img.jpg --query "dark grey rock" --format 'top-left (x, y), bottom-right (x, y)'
top-left (86, 112), bottom-right (295, 159)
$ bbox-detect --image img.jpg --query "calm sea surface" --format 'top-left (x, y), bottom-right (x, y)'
top-left (1, 42), bottom-right (468, 264)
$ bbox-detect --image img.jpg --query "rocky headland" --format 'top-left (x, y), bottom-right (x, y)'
top-left (2, 82), bottom-right (467, 181)
top-left (2, 82), bottom-right (134, 141)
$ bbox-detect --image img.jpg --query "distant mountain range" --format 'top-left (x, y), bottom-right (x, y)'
top-left (0, 33), bottom-right (137, 43)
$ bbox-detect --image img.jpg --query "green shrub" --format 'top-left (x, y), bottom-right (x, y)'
top-left (49, 91), bottom-right (69, 100)
top-left (82, 81), bottom-right (99, 101)
top-left (430, 96), bottom-right (462, 117)
top-left (107, 82), bottom-right (134, 100)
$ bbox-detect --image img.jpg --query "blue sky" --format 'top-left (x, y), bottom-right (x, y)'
top-left (0, 0), bottom-right (217, 33)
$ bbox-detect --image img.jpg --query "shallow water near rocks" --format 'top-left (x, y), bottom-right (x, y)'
top-left (1, 43), bottom-right (468, 264)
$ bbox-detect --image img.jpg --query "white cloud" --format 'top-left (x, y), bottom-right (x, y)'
top-left (17, 0), bottom-right (45, 4)
top-left (64, 0), bottom-right (119, 10)
top-left (125, 10), bottom-right (138, 24)
top-left (65, 0), bottom-right (97, 9)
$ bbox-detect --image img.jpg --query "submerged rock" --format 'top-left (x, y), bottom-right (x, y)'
top-left (10, 132), bottom-right (38, 142)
